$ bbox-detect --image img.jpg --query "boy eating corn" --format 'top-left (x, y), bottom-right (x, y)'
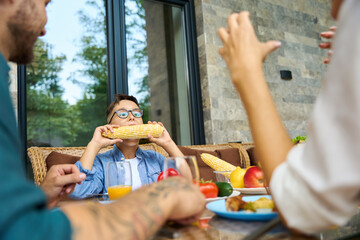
top-left (70, 94), bottom-right (185, 199)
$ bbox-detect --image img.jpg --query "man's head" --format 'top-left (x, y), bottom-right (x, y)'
top-left (106, 94), bottom-right (143, 125)
top-left (0, 0), bottom-right (50, 63)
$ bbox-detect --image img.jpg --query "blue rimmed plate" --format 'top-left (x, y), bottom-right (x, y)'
top-left (206, 195), bottom-right (277, 221)
top-left (206, 190), bottom-right (241, 202)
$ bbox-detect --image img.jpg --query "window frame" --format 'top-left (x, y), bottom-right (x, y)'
top-left (18, 0), bottom-right (204, 170)
top-left (106, 0), bottom-right (204, 145)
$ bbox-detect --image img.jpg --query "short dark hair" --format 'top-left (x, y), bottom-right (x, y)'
top-left (106, 94), bottom-right (140, 120)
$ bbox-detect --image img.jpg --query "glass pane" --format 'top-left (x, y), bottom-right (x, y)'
top-left (26, 0), bottom-right (108, 147)
top-left (126, 0), bottom-right (192, 145)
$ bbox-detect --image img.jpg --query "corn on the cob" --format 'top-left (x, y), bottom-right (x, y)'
top-left (102, 124), bottom-right (163, 139)
top-left (201, 153), bottom-right (236, 178)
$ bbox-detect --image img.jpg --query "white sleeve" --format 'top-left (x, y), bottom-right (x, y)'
top-left (270, 0), bottom-right (360, 234)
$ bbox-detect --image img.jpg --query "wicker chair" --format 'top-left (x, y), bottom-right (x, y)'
top-left (28, 142), bottom-right (250, 186)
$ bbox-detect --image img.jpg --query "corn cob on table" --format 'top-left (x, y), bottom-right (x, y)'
top-left (102, 124), bottom-right (164, 139)
top-left (201, 153), bottom-right (236, 178)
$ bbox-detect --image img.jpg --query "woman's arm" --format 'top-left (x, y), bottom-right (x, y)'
top-left (217, 12), bottom-right (293, 182)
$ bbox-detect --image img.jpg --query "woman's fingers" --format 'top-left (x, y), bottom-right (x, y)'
top-left (217, 28), bottom-right (229, 44)
top-left (261, 41), bottom-right (282, 61)
top-left (319, 42), bottom-right (331, 49)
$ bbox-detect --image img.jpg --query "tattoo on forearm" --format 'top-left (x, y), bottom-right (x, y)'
top-left (75, 178), bottom-right (194, 240)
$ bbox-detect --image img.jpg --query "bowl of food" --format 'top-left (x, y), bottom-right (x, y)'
top-left (213, 170), bottom-right (232, 183)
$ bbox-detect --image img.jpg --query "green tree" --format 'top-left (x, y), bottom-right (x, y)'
top-left (27, 39), bottom-right (66, 97)
top-left (69, 0), bottom-right (108, 146)
top-left (125, 0), bottom-right (150, 122)
top-left (27, 39), bottom-right (74, 146)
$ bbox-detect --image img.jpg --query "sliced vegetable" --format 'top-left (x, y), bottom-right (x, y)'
top-left (215, 182), bottom-right (233, 197)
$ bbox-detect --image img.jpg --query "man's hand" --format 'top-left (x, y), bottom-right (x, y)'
top-left (319, 26), bottom-right (336, 64)
top-left (40, 164), bottom-right (86, 208)
top-left (165, 177), bottom-right (206, 224)
top-left (217, 12), bottom-right (281, 89)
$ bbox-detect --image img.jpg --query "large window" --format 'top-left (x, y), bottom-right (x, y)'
top-left (19, 0), bottom-right (204, 163)
top-left (125, 1), bottom-right (192, 145)
top-left (25, 0), bottom-right (108, 147)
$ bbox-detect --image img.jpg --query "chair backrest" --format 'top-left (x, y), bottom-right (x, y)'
top-left (27, 143), bottom-right (162, 186)
top-left (28, 142), bottom-right (251, 185)
top-left (184, 142), bottom-right (250, 168)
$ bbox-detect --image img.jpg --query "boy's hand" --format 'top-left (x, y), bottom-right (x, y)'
top-left (147, 121), bottom-right (173, 147)
top-left (91, 124), bottom-right (123, 149)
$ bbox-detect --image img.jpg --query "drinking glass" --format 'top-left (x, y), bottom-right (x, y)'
top-left (163, 156), bottom-right (200, 183)
top-left (106, 161), bottom-right (132, 200)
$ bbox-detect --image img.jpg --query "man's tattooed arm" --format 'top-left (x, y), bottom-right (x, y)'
top-left (61, 177), bottom-right (205, 240)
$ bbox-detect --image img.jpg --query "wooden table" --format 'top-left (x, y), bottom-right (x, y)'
top-left (64, 195), bottom-right (360, 240)
top-left (154, 205), bottom-right (360, 240)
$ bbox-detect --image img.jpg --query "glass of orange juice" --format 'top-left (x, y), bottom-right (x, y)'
top-left (106, 161), bottom-right (132, 200)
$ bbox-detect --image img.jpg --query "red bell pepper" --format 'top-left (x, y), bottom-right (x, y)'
top-left (157, 168), bottom-right (179, 181)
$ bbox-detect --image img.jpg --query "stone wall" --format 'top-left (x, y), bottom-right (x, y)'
top-left (195, 0), bottom-right (333, 144)
top-left (143, 2), bottom-right (172, 131)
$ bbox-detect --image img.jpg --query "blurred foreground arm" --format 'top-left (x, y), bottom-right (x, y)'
top-left (62, 177), bottom-right (205, 240)
top-left (218, 1), bottom-right (360, 233)
top-left (217, 12), bottom-right (293, 182)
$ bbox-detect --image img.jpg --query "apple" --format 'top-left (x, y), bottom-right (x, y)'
top-left (243, 166), bottom-right (264, 188)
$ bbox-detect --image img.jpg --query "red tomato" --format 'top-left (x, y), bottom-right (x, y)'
top-left (199, 182), bottom-right (218, 198)
top-left (157, 168), bottom-right (179, 181)
top-left (198, 218), bottom-right (211, 229)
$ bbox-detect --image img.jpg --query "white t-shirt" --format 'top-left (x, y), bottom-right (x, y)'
top-left (270, 0), bottom-right (360, 234)
top-left (126, 157), bottom-right (142, 190)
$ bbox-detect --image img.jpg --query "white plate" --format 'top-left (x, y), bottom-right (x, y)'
top-left (206, 190), bottom-right (240, 202)
top-left (233, 187), bottom-right (267, 195)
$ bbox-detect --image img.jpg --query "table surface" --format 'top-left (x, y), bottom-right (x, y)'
top-left (70, 194), bottom-right (360, 240)
top-left (153, 200), bottom-right (360, 240)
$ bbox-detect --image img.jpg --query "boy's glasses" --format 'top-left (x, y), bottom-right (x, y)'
top-left (109, 109), bottom-right (144, 123)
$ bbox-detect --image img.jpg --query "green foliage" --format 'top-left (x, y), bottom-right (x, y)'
top-left (27, 39), bottom-right (71, 146)
top-left (125, 0), bottom-right (150, 120)
top-left (27, 39), bottom-right (66, 97)
top-left (27, 0), bottom-right (150, 147)
top-left (292, 135), bottom-right (307, 143)
top-left (68, 0), bottom-right (108, 146)
top-left (69, 94), bottom-right (107, 146)
top-left (27, 90), bottom-right (74, 146)
top-left (27, 1), bottom-right (108, 147)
